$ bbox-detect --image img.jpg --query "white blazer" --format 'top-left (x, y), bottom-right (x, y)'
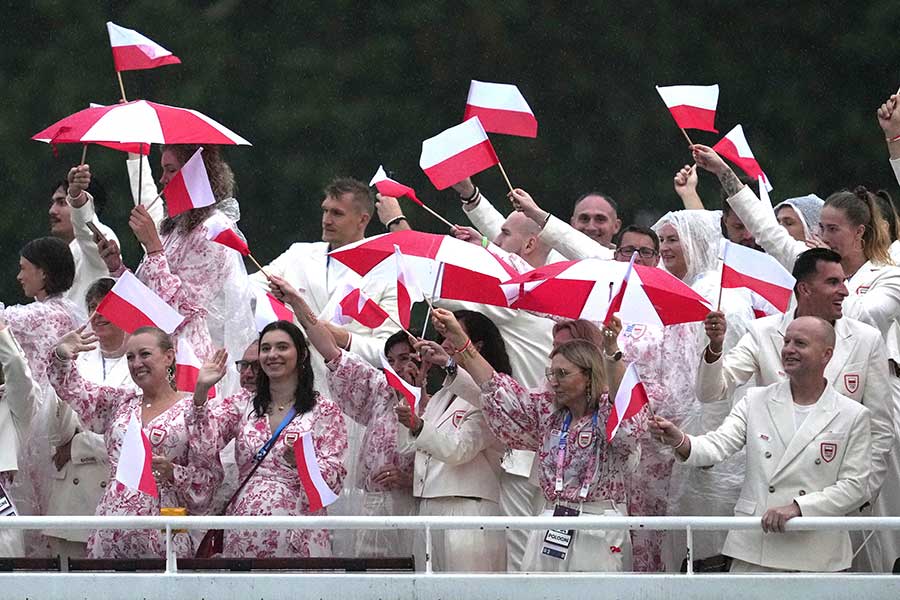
top-left (697, 311), bottom-right (894, 496)
top-left (684, 381), bottom-right (871, 572)
top-left (397, 369), bottom-right (503, 503)
top-left (0, 328), bottom-right (39, 473)
top-left (66, 199), bottom-right (118, 314)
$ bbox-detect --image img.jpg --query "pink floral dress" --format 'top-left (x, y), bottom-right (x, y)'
top-left (190, 390), bottom-right (348, 558)
top-left (48, 356), bottom-right (221, 559)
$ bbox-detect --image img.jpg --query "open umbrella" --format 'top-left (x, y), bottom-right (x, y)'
top-left (328, 230), bottom-right (519, 307)
top-left (502, 258), bottom-right (711, 326)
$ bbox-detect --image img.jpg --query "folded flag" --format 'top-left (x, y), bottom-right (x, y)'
top-left (333, 286), bottom-right (390, 329)
top-left (254, 290), bottom-right (294, 332)
top-left (175, 340), bottom-right (215, 399)
top-left (464, 80), bottom-right (537, 138)
top-left (115, 414), bottom-right (158, 497)
top-left (96, 271), bottom-right (184, 334)
top-left (380, 353), bottom-right (421, 416)
top-left (0, 481), bottom-right (17, 516)
top-left (420, 116), bottom-right (499, 190)
top-left (394, 245), bottom-right (425, 329)
top-left (713, 125), bottom-right (773, 191)
top-left (370, 166), bottom-right (423, 206)
top-left (162, 147), bottom-right (216, 217)
top-left (204, 215), bottom-right (249, 255)
top-left (719, 239), bottom-right (795, 313)
top-left (107, 22), bottom-right (181, 72)
top-left (603, 251), bottom-right (636, 326)
top-left (655, 84), bottom-right (719, 133)
top-left (607, 363), bottom-right (650, 441)
top-left (293, 432), bottom-right (339, 512)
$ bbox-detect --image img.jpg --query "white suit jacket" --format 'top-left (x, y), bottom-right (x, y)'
top-left (249, 241), bottom-right (399, 392)
top-left (684, 381), bottom-right (871, 572)
top-left (397, 368), bottom-right (503, 503)
top-left (65, 197), bottom-right (118, 313)
top-left (0, 328), bottom-right (39, 473)
top-left (696, 311), bottom-right (893, 496)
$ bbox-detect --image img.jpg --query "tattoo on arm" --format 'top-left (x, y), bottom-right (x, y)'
top-left (717, 168), bottom-right (744, 198)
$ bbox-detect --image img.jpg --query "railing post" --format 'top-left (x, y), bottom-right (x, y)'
top-left (165, 524), bottom-right (177, 574)
top-left (425, 525), bottom-right (433, 574)
top-left (685, 525), bottom-right (693, 575)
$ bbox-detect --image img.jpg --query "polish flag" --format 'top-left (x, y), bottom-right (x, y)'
top-left (254, 290), bottom-right (294, 332)
top-left (394, 245), bottom-right (425, 329)
top-left (204, 215), bottom-right (249, 255)
top-left (293, 433), bottom-right (339, 512)
top-left (603, 252), bottom-right (636, 326)
top-left (162, 147), bottom-right (216, 217)
top-left (607, 363), bottom-right (650, 442)
top-left (370, 166), bottom-right (423, 206)
top-left (655, 84), bottom-right (719, 133)
top-left (463, 80), bottom-right (537, 138)
top-left (713, 125), bottom-right (773, 192)
top-left (115, 414), bottom-right (158, 497)
top-left (96, 271), bottom-right (184, 334)
top-left (107, 22), bottom-right (181, 72)
top-left (719, 239), bottom-right (795, 313)
top-left (175, 341), bottom-right (215, 399)
top-left (381, 353), bottom-right (421, 415)
top-left (420, 117), bottom-right (499, 190)
top-left (332, 285), bottom-right (390, 329)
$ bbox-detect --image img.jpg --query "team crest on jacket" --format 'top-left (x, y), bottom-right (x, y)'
top-left (149, 427), bottom-right (166, 446)
top-left (820, 442), bottom-right (837, 463)
top-left (624, 324), bottom-right (646, 339)
top-left (843, 373), bottom-right (859, 394)
top-left (856, 286), bottom-right (869, 295)
top-left (577, 430), bottom-right (593, 448)
top-left (452, 410), bottom-right (466, 428)
top-left (284, 432), bottom-right (299, 447)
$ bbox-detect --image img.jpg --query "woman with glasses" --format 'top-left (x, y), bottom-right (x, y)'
top-left (431, 308), bottom-right (640, 572)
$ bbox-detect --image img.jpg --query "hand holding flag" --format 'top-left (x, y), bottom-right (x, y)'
top-left (607, 363), bottom-right (650, 441)
top-left (293, 433), bottom-right (340, 512)
top-left (370, 166), bottom-right (454, 230)
top-left (712, 125), bottom-right (773, 192)
top-left (116, 414), bottom-right (158, 498)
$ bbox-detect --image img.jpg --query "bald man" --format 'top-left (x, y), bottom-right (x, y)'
top-left (653, 317), bottom-right (871, 572)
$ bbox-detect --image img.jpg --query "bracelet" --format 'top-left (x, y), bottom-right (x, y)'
top-left (342, 332), bottom-right (353, 351)
top-left (460, 185), bottom-right (480, 204)
top-left (673, 432), bottom-right (687, 450)
top-left (481, 236), bottom-right (489, 248)
top-left (147, 248), bottom-right (164, 256)
top-left (385, 215), bottom-right (407, 230)
top-left (53, 347), bottom-right (70, 362)
top-left (452, 338), bottom-right (471, 356)
top-left (706, 344), bottom-right (722, 358)
top-left (66, 191), bottom-right (86, 204)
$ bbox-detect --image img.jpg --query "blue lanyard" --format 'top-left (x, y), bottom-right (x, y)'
top-left (255, 406), bottom-right (297, 462)
top-left (554, 409), bottom-right (600, 499)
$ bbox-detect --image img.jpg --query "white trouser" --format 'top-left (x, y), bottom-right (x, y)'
top-left (499, 471), bottom-right (541, 571)
top-left (353, 490), bottom-right (417, 557)
top-left (415, 496), bottom-right (505, 572)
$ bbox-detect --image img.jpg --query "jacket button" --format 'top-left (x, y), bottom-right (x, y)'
top-left (799, 490), bottom-right (806, 496)
top-left (815, 458), bottom-right (822, 465)
top-left (73, 478), bottom-right (80, 485)
top-left (100, 481), bottom-right (107, 488)
top-left (768, 485), bottom-right (775, 493)
top-left (764, 451), bottom-right (772, 459)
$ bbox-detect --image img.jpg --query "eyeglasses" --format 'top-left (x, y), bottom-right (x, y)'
top-left (545, 367), bottom-right (583, 382)
top-left (235, 360), bottom-right (260, 373)
top-left (615, 246), bottom-right (658, 259)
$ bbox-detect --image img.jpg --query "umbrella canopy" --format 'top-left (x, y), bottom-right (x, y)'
top-left (502, 259), bottom-right (711, 326)
top-left (329, 230), bottom-right (518, 307)
top-left (32, 99), bottom-right (251, 149)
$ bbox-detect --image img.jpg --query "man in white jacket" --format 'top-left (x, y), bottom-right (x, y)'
top-left (653, 316), bottom-right (871, 572)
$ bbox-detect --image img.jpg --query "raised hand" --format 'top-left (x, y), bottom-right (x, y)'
top-left (450, 225), bottom-right (485, 245)
top-left (56, 325), bottom-right (99, 360)
top-left (194, 348), bottom-right (228, 406)
top-left (394, 397), bottom-right (422, 433)
top-left (690, 145), bottom-right (729, 176)
top-left (375, 194), bottom-right (404, 227)
top-left (414, 339), bottom-right (451, 367)
top-left (129, 205), bottom-right (163, 253)
top-left (97, 236), bottom-right (124, 275)
top-left (268, 274), bottom-right (303, 306)
top-left (67, 164), bottom-right (92, 207)
top-left (877, 94), bottom-right (900, 140)
top-left (703, 310), bottom-right (727, 356)
top-left (431, 308), bottom-right (467, 349)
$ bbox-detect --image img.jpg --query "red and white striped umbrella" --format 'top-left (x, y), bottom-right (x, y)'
top-left (329, 230), bottom-right (518, 307)
top-left (32, 100), bottom-right (251, 150)
top-left (502, 259), bottom-right (711, 326)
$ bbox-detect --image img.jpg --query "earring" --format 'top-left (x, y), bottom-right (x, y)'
top-left (167, 364), bottom-right (176, 390)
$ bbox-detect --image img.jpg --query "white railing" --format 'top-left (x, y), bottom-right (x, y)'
top-left (7, 514), bottom-right (900, 575)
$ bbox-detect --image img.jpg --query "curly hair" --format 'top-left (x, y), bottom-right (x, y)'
top-left (159, 144), bottom-right (235, 235)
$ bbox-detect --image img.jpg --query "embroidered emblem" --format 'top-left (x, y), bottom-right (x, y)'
top-left (625, 324), bottom-right (646, 339)
top-left (577, 430), bottom-right (593, 448)
top-left (452, 410), bottom-right (466, 428)
top-left (856, 286), bottom-right (870, 295)
top-left (843, 373), bottom-right (859, 395)
top-left (820, 442), bottom-right (837, 463)
top-left (149, 427), bottom-right (166, 446)
top-left (284, 432), bottom-right (299, 447)
top-left (610, 546), bottom-right (622, 553)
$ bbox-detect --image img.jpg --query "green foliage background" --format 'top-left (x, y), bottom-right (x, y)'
top-left (2, 2), bottom-right (899, 303)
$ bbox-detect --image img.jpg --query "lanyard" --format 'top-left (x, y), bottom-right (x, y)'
top-left (255, 406), bottom-right (297, 462)
top-left (554, 409), bottom-right (600, 501)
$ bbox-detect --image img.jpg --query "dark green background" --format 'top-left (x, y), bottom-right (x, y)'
top-left (3, 2), bottom-right (899, 303)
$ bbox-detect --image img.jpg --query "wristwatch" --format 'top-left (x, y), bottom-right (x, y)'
top-left (444, 357), bottom-right (458, 376)
top-left (604, 349), bottom-right (623, 362)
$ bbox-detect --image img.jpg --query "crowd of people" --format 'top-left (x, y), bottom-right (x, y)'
top-left (0, 89), bottom-right (900, 575)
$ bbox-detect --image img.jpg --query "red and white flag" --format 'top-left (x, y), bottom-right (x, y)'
top-left (607, 363), bottom-right (650, 441)
top-left (370, 166), bottom-right (423, 206)
top-left (332, 285), bottom-right (390, 329)
top-left (463, 80), bottom-right (537, 138)
top-left (655, 84), bottom-right (719, 133)
top-left (713, 125), bottom-right (773, 191)
top-left (603, 252), bottom-right (636, 326)
top-left (96, 271), bottom-right (184, 334)
top-left (381, 353), bottom-right (421, 415)
top-left (719, 239), bottom-right (795, 313)
top-left (175, 341), bottom-right (215, 399)
top-left (293, 433), bottom-right (339, 512)
top-left (394, 245), bottom-right (425, 329)
top-left (106, 22), bottom-right (181, 72)
top-left (420, 117), bottom-right (499, 190)
top-left (254, 290), bottom-right (294, 332)
top-left (115, 414), bottom-right (158, 497)
top-left (204, 215), bottom-right (249, 255)
top-left (162, 147), bottom-right (216, 217)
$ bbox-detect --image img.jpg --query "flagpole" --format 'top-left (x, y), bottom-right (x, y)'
top-left (680, 127), bottom-right (695, 147)
top-left (418, 203), bottom-right (455, 231)
top-left (421, 262), bottom-right (444, 337)
top-left (715, 244), bottom-right (728, 311)
top-left (117, 72), bottom-right (128, 102)
top-left (80, 144), bottom-right (88, 166)
top-left (247, 253), bottom-right (273, 281)
top-left (496, 161), bottom-right (515, 194)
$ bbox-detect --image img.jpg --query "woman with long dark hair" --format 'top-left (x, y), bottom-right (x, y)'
top-left (192, 320), bottom-right (348, 557)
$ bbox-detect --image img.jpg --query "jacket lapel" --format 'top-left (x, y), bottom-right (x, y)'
top-left (823, 319), bottom-right (855, 385)
top-left (766, 386), bottom-right (794, 452)
top-left (771, 387), bottom-right (839, 479)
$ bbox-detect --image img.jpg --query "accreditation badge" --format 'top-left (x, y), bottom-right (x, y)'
top-left (541, 505), bottom-right (580, 561)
